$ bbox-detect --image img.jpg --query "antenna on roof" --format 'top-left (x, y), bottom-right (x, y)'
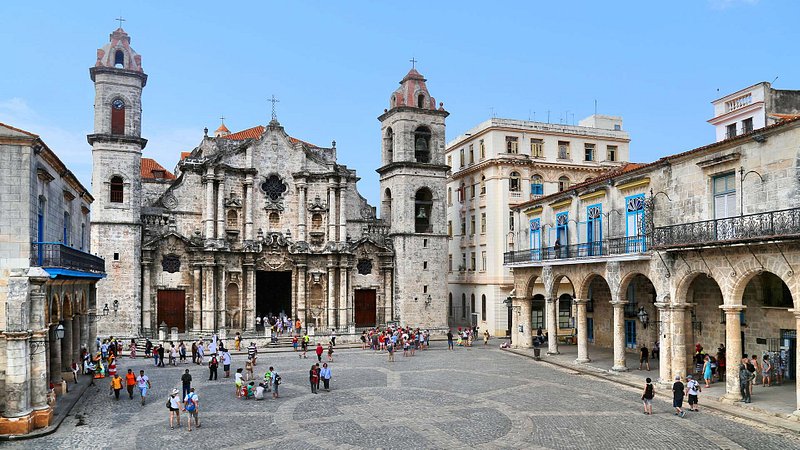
top-left (594, 99), bottom-right (597, 116)
top-left (772, 76), bottom-right (779, 85)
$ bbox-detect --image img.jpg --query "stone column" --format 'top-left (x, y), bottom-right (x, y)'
top-left (80, 310), bottom-right (89, 352)
top-left (655, 302), bottom-right (672, 385)
top-left (142, 260), bottom-right (152, 333)
top-left (27, 270), bottom-right (50, 427)
top-left (546, 297), bottom-right (559, 355)
top-left (610, 301), bottom-right (627, 371)
top-left (192, 266), bottom-right (202, 331)
top-left (71, 315), bottom-right (80, 364)
top-left (49, 325), bottom-right (62, 388)
top-left (670, 304), bottom-right (690, 380)
top-left (515, 298), bottom-right (532, 349)
top-left (339, 265), bottom-right (348, 328)
top-left (326, 265), bottom-right (335, 329)
top-left (88, 288), bottom-right (98, 351)
top-left (574, 299), bottom-right (590, 363)
top-left (216, 178), bottom-right (225, 240)
top-left (721, 305), bottom-right (745, 402)
top-left (327, 182), bottom-right (337, 241)
top-left (338, 185), bottom-right (347, 243)
top-left (793, 310), bottom-right (800, 418)
top-left (4, 332), bottom-right (31, 418)
top-left (244, 179), bottom-right (253, 240)
top-left (217, 265), bottom-right (226, 330)
top-left (243, 264), bottom-right (255, 331)
top-left (296, 265), bottom-right (307, 326)
top-left (298, 183), bottom-right (307, 242)
top-left (202, 264), bottom-right (215, 331)
top-left (203, 170), bottom-right (215, 238)
top-left (60, 317), bottom-right (73, 374)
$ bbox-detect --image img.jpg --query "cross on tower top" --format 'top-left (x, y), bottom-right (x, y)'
top-left (409, 57), bottom-right (418, 69)
top-left (116, 16), bottom-right (126, 28)
top-left (269, 95), bottom-right (280, 122)
top-left (219, 115), bottom-right (225, 124)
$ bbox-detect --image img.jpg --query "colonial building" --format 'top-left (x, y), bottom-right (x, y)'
top-left (89, 28), bottom-right (448, 337)
top-left (709, 81), bottom-right (800, 142)
top-left (445, 116), bottom-right (630, 336)
top-left (505, 116), bottom-right (800, 416)
top-left (0, 123), bottom-right (104, 434)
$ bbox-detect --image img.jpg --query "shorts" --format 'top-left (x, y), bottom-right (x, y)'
top-left (688, 394), bottom-right (698, 405)
top-left (672, 397), bottom-right (683, 408)
top-left (235, 381), bottom-right (242, 387)
top-left (640, 357), bottom-right (648, 363)
top-left (139, 387), bottom-right (148, 397)
top-left (642, 398), bottom-right (652, 406)
top-left (224, 364), bottom-right (230, 371)
top-left (169, 407), bottom-right (179, 412)
top-left (186, 409), bottom-right (198, 417)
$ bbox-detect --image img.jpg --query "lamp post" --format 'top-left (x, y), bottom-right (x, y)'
top-left (503, 296), bottom-right (513, 343)
top-left (102, 303), bottom-right (109, 316)
top-left (112, 299), bottom-right (119, 317)
top-left (637, 306), bottom-right (649, 329)
top-left (55, 322), bottom-right (65, 340)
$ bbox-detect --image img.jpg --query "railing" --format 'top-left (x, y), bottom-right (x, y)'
top-left (623, 303), bottom-right (639, 318)
top-left (652, 207), bottom-right (800, 249)
top-left (31, 242), bottom-right (105, 273)
top-left (503, 235), bottom-right (649, 264)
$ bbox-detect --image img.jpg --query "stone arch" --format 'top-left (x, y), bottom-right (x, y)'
top-left (731, 264), bottom-right (798, 309)
top-left (62, 294), bottom-right (73, 318)
top-left (577, 272), bottom-right (608, 299)
top-left (548, 274), bottom-right (576, 299)
top-left (523, 273), bottom-right (541, 298)
top-left (674, 271), bottom-right (716, 306)
top-left (49, 293), bottom-right (60, 324)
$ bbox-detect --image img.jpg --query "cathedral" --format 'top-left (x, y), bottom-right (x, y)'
top-left (89, 28), bottom-right (449, 337)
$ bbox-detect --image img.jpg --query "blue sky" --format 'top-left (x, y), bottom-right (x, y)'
top-left (1, 0), bottom-right (797, 206)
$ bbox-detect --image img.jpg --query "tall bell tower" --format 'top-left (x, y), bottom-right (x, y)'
top-left (378, 66), bottom-right (449, 328)
top-left (89, 26), bottom-right (147, 337)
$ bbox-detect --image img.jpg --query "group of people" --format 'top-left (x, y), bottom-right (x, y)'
top-left (255, 313), bottom-right (302, 336)
top-left (360, 326), bottom-right (434, 360)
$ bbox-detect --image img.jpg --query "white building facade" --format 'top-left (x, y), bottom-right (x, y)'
top-left (445, 116), bottom-right (630, 336)
top-left (709, 82), bottom-right (800, 142)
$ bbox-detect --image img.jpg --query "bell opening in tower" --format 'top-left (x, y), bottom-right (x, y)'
top-left (256, 271), bottom-right (292, 321)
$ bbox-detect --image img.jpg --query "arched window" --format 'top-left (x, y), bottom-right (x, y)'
top-left (382, 188), bottom-right (392, 223)
top-left (417, 94), bottom-right (425, 108)
top-left (110, 176), bottom-right (124, 203)
top-left (531, 174), bottom-right (543, 196)
top-left (480, 175), bottom-right (486, 195)
top-left (111, 98), bottom-right (125, 135)
top-left (414, 188), bottom-right (433, 233)
top-left (461, 293), bottom-right (467, 319)
top-left (481, 294), bottom-right (487, 319)
top-left (226, 210), bottom-right (238, 228)
top-left (448, 293), bottom-right (453, 317)
top-left (114, 50), bottom-right (124, 68)
top-left (385, 127), bottom-right (393, 162)
top-left (269, 212), bottom-right (280, 229)
top-left (414, 126), bottom-right (431, 163)
top-left (509, 171), bottom-right (521, 192)
top-left (558, 176), bottom-right (570, 192)
top-left (311, 213), bottom-right (323, 229)
top-left (470, 293), bottom-right (475, 316)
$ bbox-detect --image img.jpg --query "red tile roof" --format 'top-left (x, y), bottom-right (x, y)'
top-left (141, 157), bottom-right (176, 180)
top-left (180, 151), bottom-right (191, 160)
top-left (220, 125), bottom-right (320, 148)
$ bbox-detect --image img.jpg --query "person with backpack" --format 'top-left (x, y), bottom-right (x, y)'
top-left (641, 377), bottom-right (654, 415)
top-left (686, 375), bottom-right (701, 412)
top-left (208, 354), bottom-right (219, 381)
top-left (746, 356), bottom-right (757, 397)
top-left (740, 357), bottom-right (753, 403)
top-left (270, 367), bottom-right (280, 399)
top-left (762, 354), bottom-right (772, 387)
top-left (183, 387), bottom-right (199, 431)
top-left (167, 388), bottom-right (181, 430)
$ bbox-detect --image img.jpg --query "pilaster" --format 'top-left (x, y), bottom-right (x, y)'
top-left (655, 302), bottom-right (672, 385)
top-left (546, 297), bottom-right (559, 355)
top-left (720, 304), bottom-right (746, 402)
top-left (610, 301), bottom-right (628, 371)
top-left (669, 303), bottom-right (692, 380)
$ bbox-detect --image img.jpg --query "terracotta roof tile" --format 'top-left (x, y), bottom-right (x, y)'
top-left (220, 125), bottom-right (320, 148)
top-left (180, 151), bottom-right (191, 160)
top-left (141, 157), bottom-right (176, 180)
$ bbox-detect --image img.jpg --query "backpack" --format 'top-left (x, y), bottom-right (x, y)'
top-left (166, 398), bottom-right (172, 409)
top-left (747, 362), bottom-right (755, 373)
top-left (275, 374), bottom-right (281, 385)
top-left (185, 395), bottom-right (196, 411)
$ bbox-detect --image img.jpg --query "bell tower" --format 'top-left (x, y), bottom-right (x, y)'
top-left (89, 26), bottom-right (147, 337)
top-left (378, 66), bottom-right (449, 328)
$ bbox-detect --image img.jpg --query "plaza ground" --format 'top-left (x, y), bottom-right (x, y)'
top-left (6, 343), bottom-right (800, 449)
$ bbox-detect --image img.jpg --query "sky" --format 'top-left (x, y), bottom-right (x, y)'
top-left (1, 0), bottom-right (798, 207)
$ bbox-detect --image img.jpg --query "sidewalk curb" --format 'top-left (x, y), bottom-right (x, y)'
top-left (0, 377), bottom-right (93, 442)
top-left (503, 348), bottom-right (800, 434)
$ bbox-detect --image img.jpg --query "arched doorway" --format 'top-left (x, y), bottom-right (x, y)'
top-left (227, 283), bottom-right (241, 329)
top-left (687, 273), bottom-right (724, 375)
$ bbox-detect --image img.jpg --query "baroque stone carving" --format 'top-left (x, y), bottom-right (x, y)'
top-left (162, 192), bottom-right (178, 210)
top-left (307, 195), bottom-right (328, 212)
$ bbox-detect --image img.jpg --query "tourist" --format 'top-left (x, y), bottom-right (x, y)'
top-left (739, 358), bottom-right (753, 403)
top-left (144, 339), bottom-right (152, 359)
top-left (101, 340), bottom-right (108, 359)
top-left (717, 350), bottom-right (726, 382)
top-left (85, 358), bottom-right (96, 385)
top-left (747, 356), bottom-right (757, 396)
top-left (167, 388), bottom-right (181, 430)
top-left (641, 377), bottom-right (654, 415)
top-left (292, 335), bottom-right (299, 352)
top-left (320, 362), bottom-right (332, 391)
top-left (208, 353), bottom-right (219, 381)
top-left (271, 367), bottom-right (280, 399)
top-left (301, 335), bottom-right (309, 359)
top-left (247, 342), bottom-right (257, 365)
top-left (181, 369), bottom-right (192, 399)
top-left (360, 331), bottom-right (367, 350)
top-left (70, 359), bottom-right (79, 383)
top-left (255, 382), bottom-right (265, 400)
top-left (191, 341), bottom-right (198, 364)
top-left (152, 344), bottom-right (160, 366)
top-left (309, 364), bottom-right (319, 394)
top-left (447, 329), bottom-right (454, 350)
top-left (403, 337), bottom-right (410, 357)
top-left (169, 344), bottom-right (177, 366)
top-left (183, 387), bottom-right (199, 431)
top-left (129, 339), bottom-right (137, 358)
top-left (686, 374), bottom-right (701, 412)
top-left (702, 355), bottom-right (712, 387)
top-left (483, 330), bottom-right (490, 346)
top-left (108, 357), bottom-right (118, 378)
top-left (246, 357), bottom-right (256, 381)
top-left (245, 381), bottom-right (256, 399)
top-left (234, 332), bottom-right (241, 351)
top-left (197, 341), bottom-right (205, 365)
top-left (750, 354), bottom-right (761, 386)
top-left (235, 368), bottom-right (244, 398)
top-left (255, 315), bottom-right (261, 330)
top-left (327, 342), bottom-right (334, 362)
top-left (222, 349), bottom-right (232, 378)
top-left (158, 344), bottom-right (166, 367)
top-left (295, 318), bottom-right (302, 335)
top-left (330, 329), bottom-right (337, 347)
top-left (208, 339), bottom-right (217, 356)
top-left (639, 345), bottom-right (650, 371)
top-left (110, 373), bottom-right (123, 400)
top-left (315, 342), bottom-right (324, 362)
top-left (762, 355), bottom-right (772, 387)
top-left (672, 375), bottom-right (686, 417)
top-left (137, 370), bottom-right (151, 406)
top-left (179, 341), bottom-right (187, 364)
top-left (125, 368), bottom-right (136, 399)
top-left (264, 367), bottom-right (273, 392)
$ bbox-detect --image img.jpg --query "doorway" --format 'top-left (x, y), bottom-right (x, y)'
top-left (256, 271), bottom-right (292, 319)
top-left (157, 289), bottom-right (186, 332)
top-left (354, 289), bottom-right (377, 327)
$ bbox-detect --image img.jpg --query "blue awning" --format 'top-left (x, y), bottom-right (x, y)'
top-left (43, 268), bottom-right (107, 279)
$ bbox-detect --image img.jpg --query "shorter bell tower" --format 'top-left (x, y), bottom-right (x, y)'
top-left (378, 66), bottom-right (449, 328)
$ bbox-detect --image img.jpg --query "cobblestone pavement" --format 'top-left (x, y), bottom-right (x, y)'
top-left (10, 344), bottom-right (800, 449)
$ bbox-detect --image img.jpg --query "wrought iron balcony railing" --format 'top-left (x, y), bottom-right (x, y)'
top-left (652, 207), bottom-right (800, 249)
top-left (31, 242), bottom-right (106, 274)
top-left (503, 235), bottom-right (649, 265)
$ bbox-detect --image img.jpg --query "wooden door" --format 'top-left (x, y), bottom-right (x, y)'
top-left (354, 289), bottom-right (376, 328)
top-left (157, 289), bottom-right (186, 332)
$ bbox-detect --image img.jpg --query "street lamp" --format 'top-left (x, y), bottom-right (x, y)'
top-left (112, 299), bottom-right (119, 316)
top-left (55, 322), bottom-right (65, 340)
top-left (102, 303), bottom-right (109, 316)
top-left (503, 296), bottom-right (513, 342)
top-left (637, 306), bottom-right (649, 329)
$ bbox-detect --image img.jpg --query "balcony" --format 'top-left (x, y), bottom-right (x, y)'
top-left (31, 242), bottom-right (106, 275)
top-left (503, 235), bottom-right (649, 265)
top-left (652, 207), bottom-right (800, 249)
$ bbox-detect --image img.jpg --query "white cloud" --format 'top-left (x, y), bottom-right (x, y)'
top-left (708, 0), bottom-right (760, 10)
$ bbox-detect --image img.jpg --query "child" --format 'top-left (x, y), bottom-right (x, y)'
top-left (235, 368), bottom-right (244, 398)
top-left (327, 343), bottom-right (334, 362)
top-left (686, 374), bottom-right (701, 412)
top-left (244, 358), bottom-right (254, 382)
top-left (641, 377), bottom-right (654, 415)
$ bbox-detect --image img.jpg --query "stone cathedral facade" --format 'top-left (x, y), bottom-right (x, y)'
top-left (89, 28), bottom-right (448, 337)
